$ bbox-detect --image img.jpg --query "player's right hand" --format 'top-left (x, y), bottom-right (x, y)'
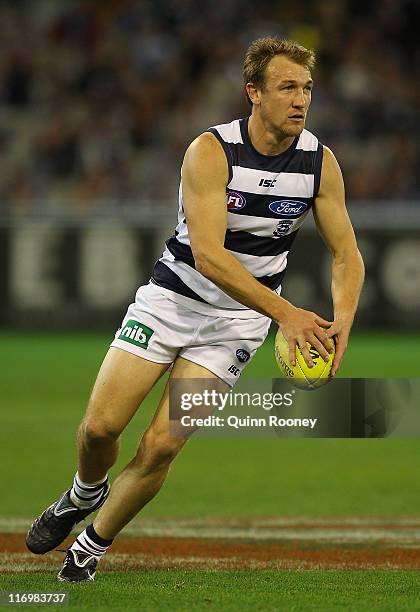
top-left (278, 306), bottom-right (333, 368)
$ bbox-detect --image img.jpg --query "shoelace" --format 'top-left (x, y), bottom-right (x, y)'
top-left (59, 554), bottom-right (70, 568)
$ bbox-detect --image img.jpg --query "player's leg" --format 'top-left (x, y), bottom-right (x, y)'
top-left (56, 312), bottom-right (271, 581)
top-left (73, 313), bottom-right (270, 543)
top-left (26, 348), bottom-right (170, 555)
top-left (26, 283), bottom-right (187, 556)
top-left (92, 356), bottom-right (227, 539)
top-left (76, 347), bottom-right (169, 484)
top-left (57, 357), bottom-right (227, 581)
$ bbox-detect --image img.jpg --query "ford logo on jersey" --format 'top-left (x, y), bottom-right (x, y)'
top-left (227, 191), bottom-right (246, 210)
top-left (269, 200), bottom-right (307, 217)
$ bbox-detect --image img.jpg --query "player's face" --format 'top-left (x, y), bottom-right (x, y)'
top-left (257, 55), bottom-right (313, 137)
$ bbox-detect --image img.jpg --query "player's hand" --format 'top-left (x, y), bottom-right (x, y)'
top-left (278, 306), bottom-right (333, 368)
top-left (326, 315), bottom-right (353, 376)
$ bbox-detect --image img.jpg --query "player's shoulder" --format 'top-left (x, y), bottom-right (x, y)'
top-left (185, 131), bottom-right (225, 162)
top-left (206, 118), bottom-right (243, 144)
top-left (187, 117), bottom-right (243, 155)
top-left (182, 131), bottom-right (229, 183)
top-left (321, 144), bottom-right (342, 173)
top-left (321, 144), bottom-right (336, 159)
top-left (185, 121), bottom-right (238, 166)
top-left (317, 143), bottom-right (344, 195)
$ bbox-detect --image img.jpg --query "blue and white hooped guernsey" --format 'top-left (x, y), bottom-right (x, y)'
top-left (151, 117), bottom-right (324, 319)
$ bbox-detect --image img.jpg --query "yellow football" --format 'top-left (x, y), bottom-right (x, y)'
top-left (275, 328), bottom-right (335, 390)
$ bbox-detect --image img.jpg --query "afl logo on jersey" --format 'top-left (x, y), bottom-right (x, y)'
top-left (236, 349), bottom-right (250, 363)
top-left (227, 191), bottom-right (246, 211)
top-left (269, 200), bottom-right (307, 218)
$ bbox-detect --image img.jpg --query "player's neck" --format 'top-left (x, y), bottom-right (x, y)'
top-left (248, 113), bottom-right (295, 156)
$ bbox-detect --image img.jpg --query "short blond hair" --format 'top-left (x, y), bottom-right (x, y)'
top-left (243, 37), bottom-right (316, 105)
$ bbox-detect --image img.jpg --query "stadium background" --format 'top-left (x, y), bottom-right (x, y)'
top-left (1, 1), bottom-right (420, 609)
top-left (0, 0), bottom-right (419, 329)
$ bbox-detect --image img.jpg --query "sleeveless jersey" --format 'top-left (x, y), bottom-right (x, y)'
top-left (151, 117), bottom-right (323, 319)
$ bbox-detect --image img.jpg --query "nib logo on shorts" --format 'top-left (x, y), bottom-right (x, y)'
top-left (118, 319), bottom-right (154, 349)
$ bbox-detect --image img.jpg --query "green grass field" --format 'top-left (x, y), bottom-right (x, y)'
top-left (1, 330), bottom-right (420, 610)
top-left (2, 570), bottom-right (420, 611)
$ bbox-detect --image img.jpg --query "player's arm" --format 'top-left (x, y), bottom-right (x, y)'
top-left (181, 132), bottom-right (333, 368)
top-left (313, 146), bottom-right (365, 375)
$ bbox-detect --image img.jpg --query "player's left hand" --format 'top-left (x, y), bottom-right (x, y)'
top-left (326, 316), bottom-right (353, 376)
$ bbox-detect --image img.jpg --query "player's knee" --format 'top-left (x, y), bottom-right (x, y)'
top-left (80, 417), bottom-right (121, 445)
top-left (137, 430), bottom-right (182, 472)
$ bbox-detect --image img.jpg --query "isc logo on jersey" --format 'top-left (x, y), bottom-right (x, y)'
top-left (269, 200), bottom-right (307, 217)
top-left (227, 191), bottom-right (246, 210)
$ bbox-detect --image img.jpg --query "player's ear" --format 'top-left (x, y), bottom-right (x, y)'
top-left (245, 82), bottom-right (260, 105)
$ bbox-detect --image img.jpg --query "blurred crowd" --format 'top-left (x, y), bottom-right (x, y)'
top-left (0, 0), bottom-right (418, 217)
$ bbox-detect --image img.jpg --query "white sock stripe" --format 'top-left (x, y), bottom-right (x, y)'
top-left (72, 532), bottom-right (109, 561)
top-left (73, 488), bottom-right (105, 500)
top-left (83, 540), bottom-right (107, 554)
top-left (78, 532), bottom-right (108, 552)
top-left (74, 474), bottom-right (108, 491)
top-left (74, 484), bottom-right (105, 496)
top-left (74, 482), bottom-right (107, 493)
top-left (74, 538), bottom-right (96, 555)
top-left (71, 474), bottom-right (108, 509)
top-left (71, 492), bottom-right (104, 508)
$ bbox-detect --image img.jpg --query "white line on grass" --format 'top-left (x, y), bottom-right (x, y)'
top-left (3, 517), bottom-right (420, 544)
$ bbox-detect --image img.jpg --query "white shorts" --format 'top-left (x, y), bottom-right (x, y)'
top-left (110, 283), bottom-right (271, 386)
